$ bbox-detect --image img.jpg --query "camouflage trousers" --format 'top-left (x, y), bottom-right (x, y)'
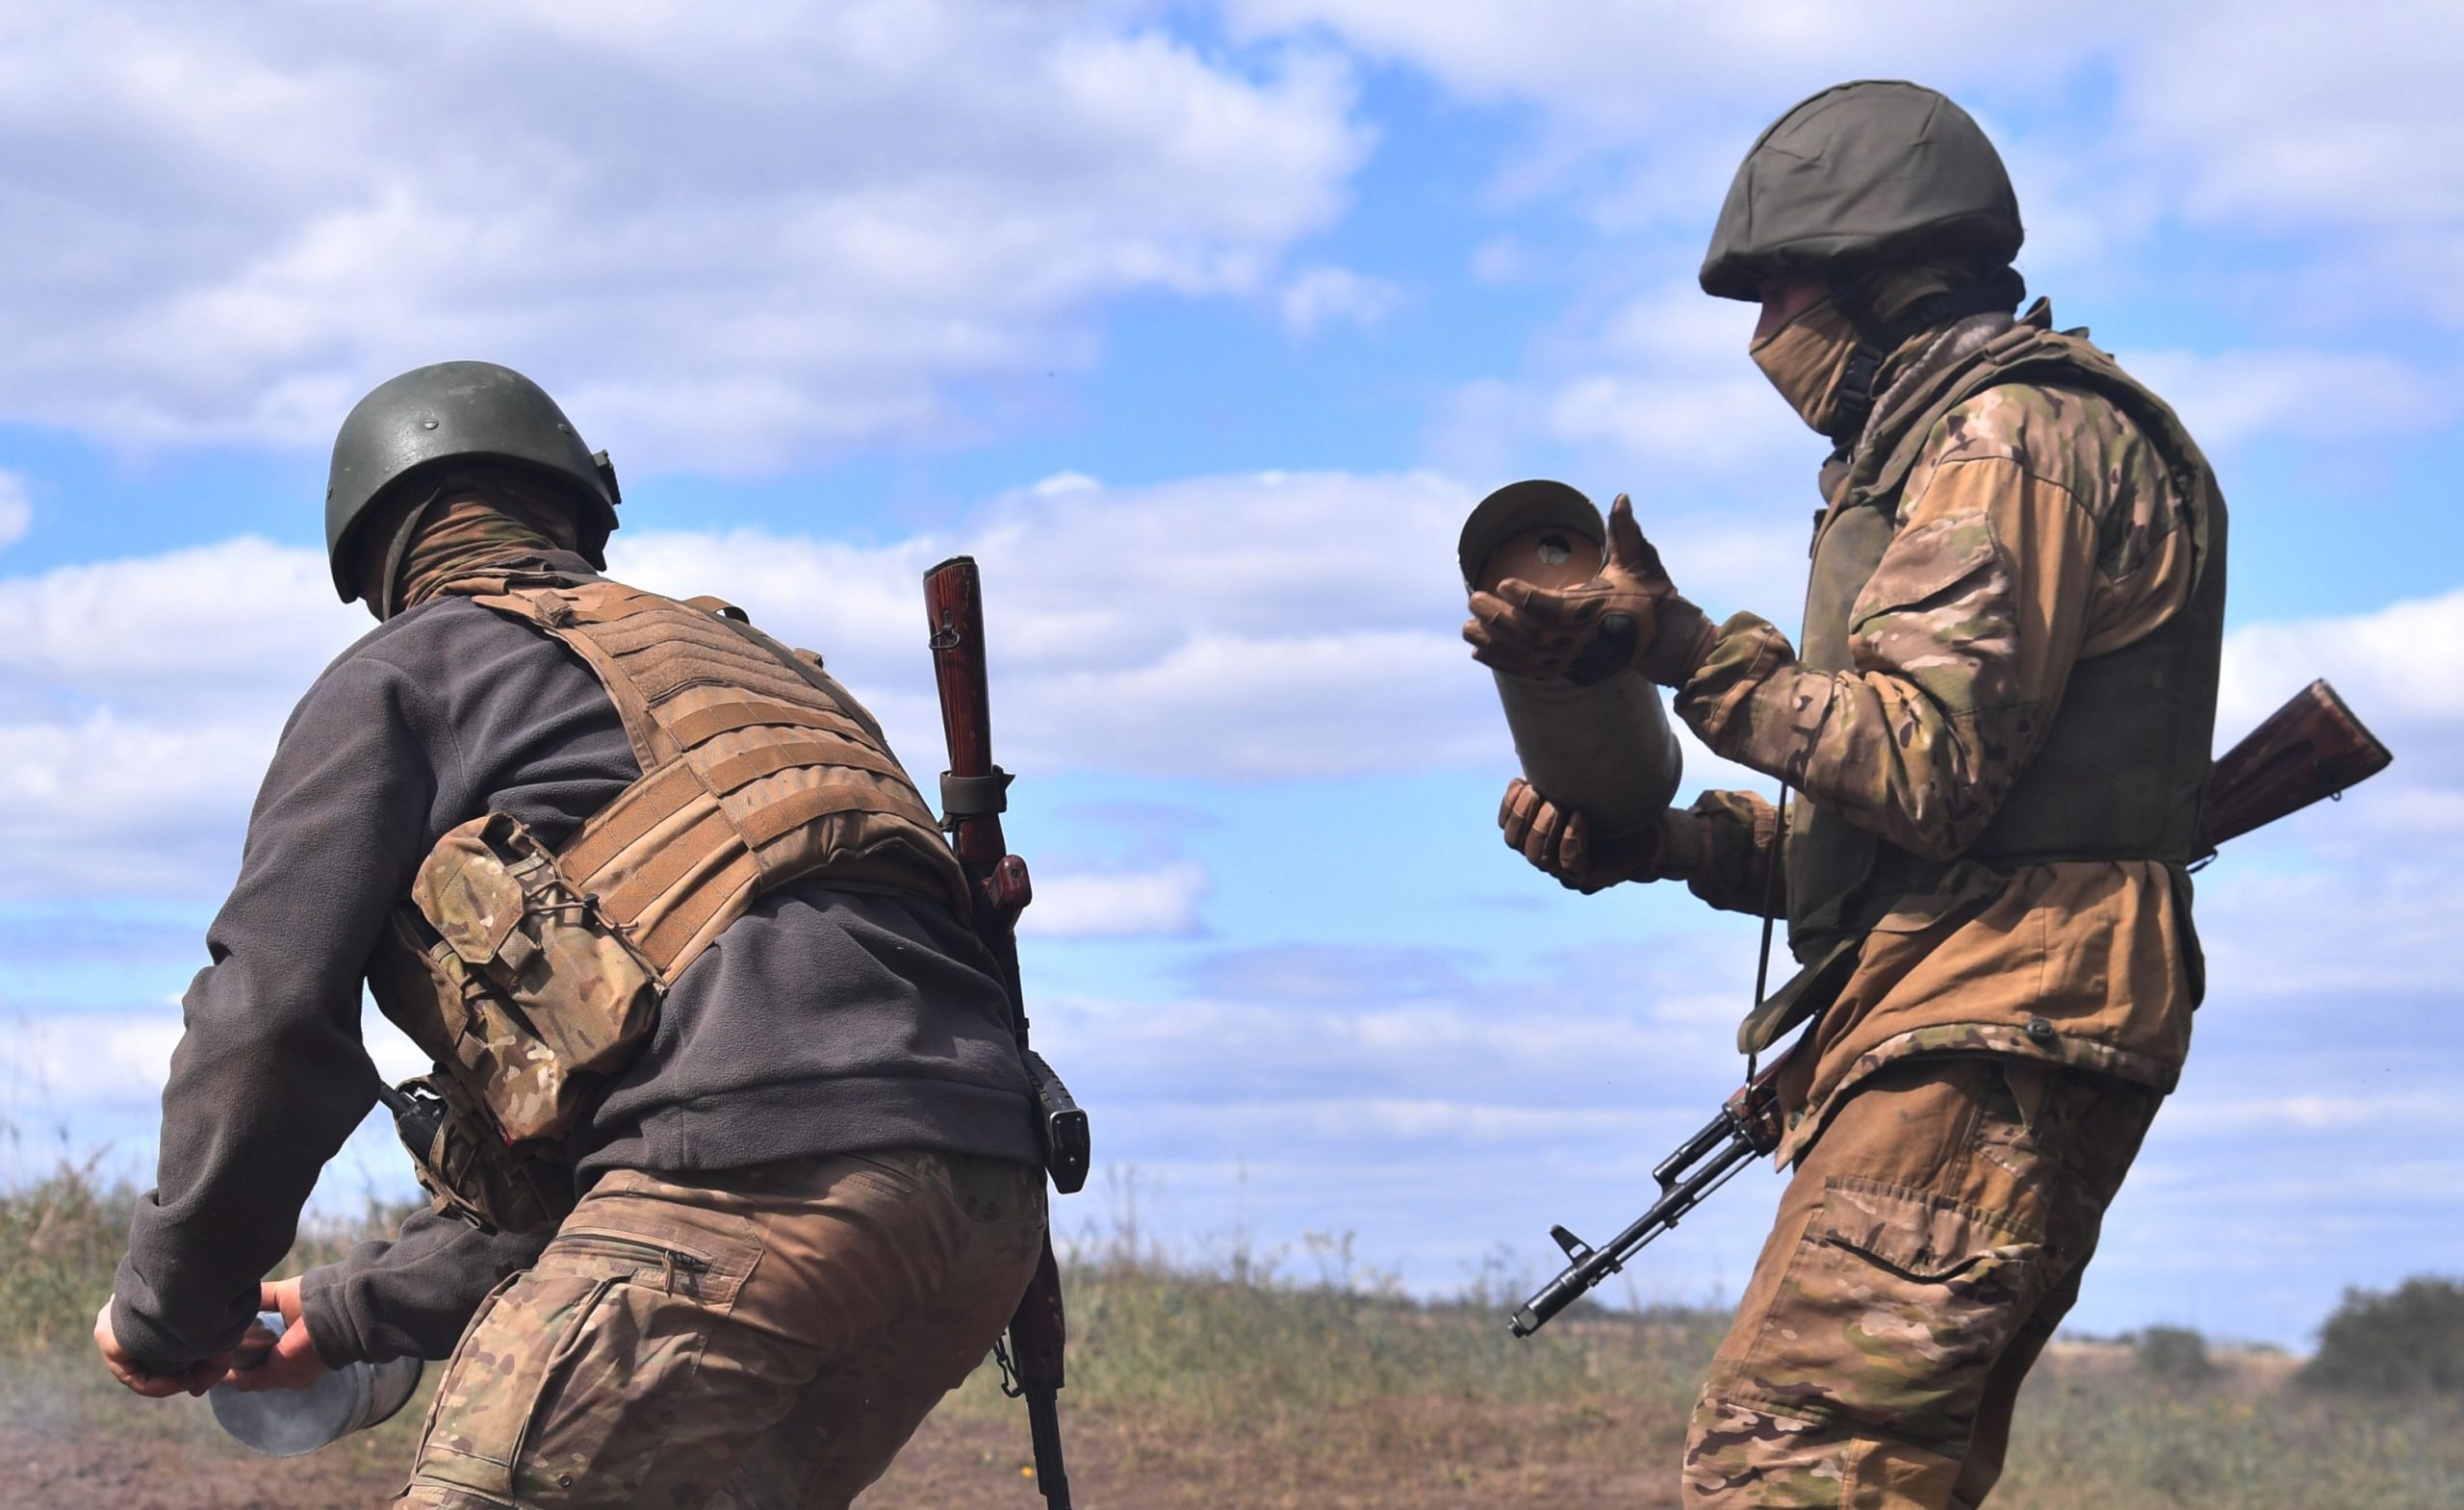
top-left (396, 1148), bottom-right (1046, 1510)
top-left (1682, 1057), bottom-right (2159, 1509)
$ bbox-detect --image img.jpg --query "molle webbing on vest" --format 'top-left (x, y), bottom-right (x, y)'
top-left (449, 574), bottom-right (969, 980)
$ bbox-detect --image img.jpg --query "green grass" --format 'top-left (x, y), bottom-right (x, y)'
top-left (1044, 1262), bottom-right (1721, 1418)
top-left (1999, 1369), bottom-right (2464, 1510)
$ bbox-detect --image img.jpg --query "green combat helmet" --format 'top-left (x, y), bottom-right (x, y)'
top-left (1701, 81), bottom-right (2027, 445)
top-left (324, 360), bottom-right (621, 601)
top-left (1699, 79), bottom-right (2023, 302)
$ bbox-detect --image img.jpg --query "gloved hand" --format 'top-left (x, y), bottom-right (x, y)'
top-left (1464, 494), bottom-right (1705, 685)
top-left (1497, 778), bottom-right (1665, 893)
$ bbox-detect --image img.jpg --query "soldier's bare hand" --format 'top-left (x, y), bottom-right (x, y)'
top-left (93, 1299), bottom-right (228, 1398)
top-left (1465, 495), bottom-right (1678, 684)
top-left (1498, 779), bottom-right (1660, 893)
top-left (225, 1278), bottom-right (331, 1394)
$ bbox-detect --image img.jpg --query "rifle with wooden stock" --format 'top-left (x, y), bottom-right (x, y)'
top-left (924, 555), bottom-right (1091, 1510)
top-left (1508, 678), bottom-right (2394, 1340)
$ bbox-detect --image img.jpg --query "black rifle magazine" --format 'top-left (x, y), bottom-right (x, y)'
top-left (1024, 1050), bottom-right (1090, 1194)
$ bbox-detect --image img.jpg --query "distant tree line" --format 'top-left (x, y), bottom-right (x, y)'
top-left (2118, 1275), bottom-right (2464, 1395)
top-left (2303, 1276), bottom-right (2464, 1396)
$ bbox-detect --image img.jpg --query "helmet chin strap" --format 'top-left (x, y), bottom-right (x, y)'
top-left (1821, 265), bottom-right (2026, 454)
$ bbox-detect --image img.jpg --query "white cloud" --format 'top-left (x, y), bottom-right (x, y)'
top-left (2159, 1092), bottom-right (2464, 1136)
top-left (1468, 236), bottom-right (1526, 286)
top-left (9, 485), bottom-right (2448, 909)
top-left (1021, 861), bottom-right (1210, 937)
top-left (608, 468), bottom-right (1502, 782)
top-left (0, 996), bottom-right (425, 1114)
top-left (2220, 585), bottom-right (2464, 730)
top-left (1226, 0), bottom-right (2464, 255)
top-left (1236, 1), bottom-right (2464, 474)
top-left (0, 535), bottom-right (355, 716)
top-left (0, 2), bottom-right (1368, 466)
top-left (0, 1000), bottom-right (432, 1213)
top-left (1220, 0), bottom-right (2126, 238)
top-left (1431, 269), bottom-right (2451, 510)
top-left (2, 1011), bottom-right (191, 1114)
top-left (1424, 277), bottom-right (1818, 516)
top-left (0, 468), bottom-right (1503, 896)
top-left (0, 536), bottom-right (362, 896)
top-left (2219, 584), bottom-right (2464, 824)
top-left (1278, 263), bottom-right (1405, 336)
top-left (1224, 2), bottom-right (2028, 122)
top-left (2123, 348), bottom-right (2450, 448)
top-left (2108, 6), bottom-right (2464, 243)
top-left (0, 471), bottom-right (30, 550)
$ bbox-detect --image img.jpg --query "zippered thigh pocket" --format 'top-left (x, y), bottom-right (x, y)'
top-left (407, 1227), bottom-right (736, 1505)
top-left (408, 1261), bottom-right (636, 1500)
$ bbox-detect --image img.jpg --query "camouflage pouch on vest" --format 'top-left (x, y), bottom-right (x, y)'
top-left (368, 809), bottom-right (663, 1226)
top-left (388, 1073), bottom-right (575, 1232)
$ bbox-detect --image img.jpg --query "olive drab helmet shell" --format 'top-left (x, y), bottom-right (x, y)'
top-left (1699, 81), bottom-right (2023, 302)
top-left (323, 361), bottom-right (622, 601)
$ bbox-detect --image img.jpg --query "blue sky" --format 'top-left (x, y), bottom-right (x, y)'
top-left (2, 1), bottom-right (2459, 1350)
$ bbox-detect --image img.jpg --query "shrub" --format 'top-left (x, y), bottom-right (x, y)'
top-left (0, 1158), bottom-right (135, 1355)
top-left (2133, 1324), bottom-right (2216, 1386)
top-left (2302, 1275), bottom-right (2464, 1395)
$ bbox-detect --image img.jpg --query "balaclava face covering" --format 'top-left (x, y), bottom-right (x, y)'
top-left (356, 470), bottom-right (582, 620)
top-left (1749, 296), bottom-right (1863, 435)
top-left (1747, 259), bottom-right (1989, 438)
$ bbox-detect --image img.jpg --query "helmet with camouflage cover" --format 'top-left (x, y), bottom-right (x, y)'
top-left (1700, 80), bottom-right (2022, 302)
top-left (324, 361), bottom-right (622, 601)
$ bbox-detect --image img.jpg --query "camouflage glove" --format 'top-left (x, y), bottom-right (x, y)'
top-left (1464, 495), bottom-right (1712, 686)
top-left (1498, 778), bottom-right (1667, 893)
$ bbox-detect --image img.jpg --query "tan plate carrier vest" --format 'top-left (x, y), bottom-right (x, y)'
top-left (366, 568), bottom-right (970, 1229)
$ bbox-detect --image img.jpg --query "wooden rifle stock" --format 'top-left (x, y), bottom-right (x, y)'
top-left (926, 559), bottom-right (1006, 870)
top-left (923, 554), bottom-right (1072, 1510)
top-left (2199, 679), bottom-right (2392, 851)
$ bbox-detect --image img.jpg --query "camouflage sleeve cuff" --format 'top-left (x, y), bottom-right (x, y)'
top-left (1638, 595), bottom-right (1717, 686)
top-left (1671, 610), bottom-right (1797, 753)
top-left (1643, 790), bottom-right (1782, 915)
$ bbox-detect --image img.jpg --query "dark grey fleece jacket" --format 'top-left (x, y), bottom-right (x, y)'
top-left (112, 553), bottom-right (1039, 1369)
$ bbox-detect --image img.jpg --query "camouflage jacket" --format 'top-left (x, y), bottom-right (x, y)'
top-left (1665, 303), bottom-right (2221, 1161)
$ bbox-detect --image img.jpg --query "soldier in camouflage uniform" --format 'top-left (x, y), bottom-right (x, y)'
top-left (97, 363), bottom-right (1049, 1508)
top-left (1467, 82), bottom-right (2225, 1508)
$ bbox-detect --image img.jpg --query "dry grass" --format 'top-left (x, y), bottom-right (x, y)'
top-left (6, 1161), bottom-right (2462, 1508)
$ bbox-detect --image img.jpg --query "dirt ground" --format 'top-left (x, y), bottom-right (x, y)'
top-left (0, 1343), bottom-right (2305, 1510)
top-left (0, 1396), bottom-right (1685, 1510)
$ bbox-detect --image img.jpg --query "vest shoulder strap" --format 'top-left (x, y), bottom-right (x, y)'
top-left (452, 576), bottom-right (969, 980)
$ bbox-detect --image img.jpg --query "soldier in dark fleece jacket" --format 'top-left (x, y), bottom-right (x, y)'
top-left (98, 362), bottom-right (1045, 1509)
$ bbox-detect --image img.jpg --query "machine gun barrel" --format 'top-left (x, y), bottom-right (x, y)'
top-left (1512, 1071), bottom-right (1785, 1337)
top-left (1511, 1125), bottom-right (1762, 1337)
